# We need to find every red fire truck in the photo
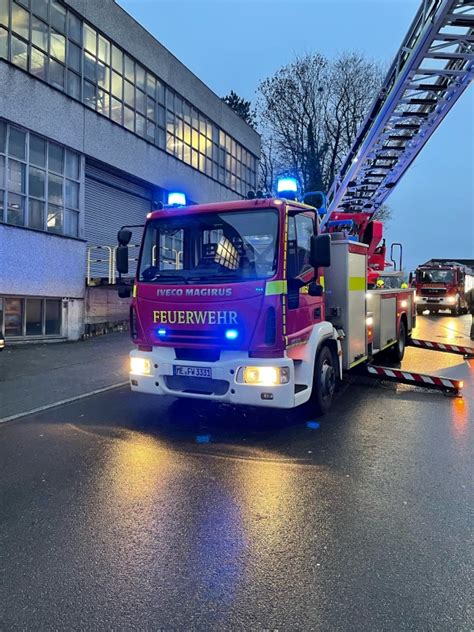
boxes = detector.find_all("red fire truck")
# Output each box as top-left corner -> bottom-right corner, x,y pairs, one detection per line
414,260 -> 474,316
116,193 -> 415,414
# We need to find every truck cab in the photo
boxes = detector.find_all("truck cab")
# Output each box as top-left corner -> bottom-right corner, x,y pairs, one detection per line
414,262 -> 472,316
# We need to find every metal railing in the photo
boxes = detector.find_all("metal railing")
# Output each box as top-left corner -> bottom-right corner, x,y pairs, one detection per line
86,244 -> 141,285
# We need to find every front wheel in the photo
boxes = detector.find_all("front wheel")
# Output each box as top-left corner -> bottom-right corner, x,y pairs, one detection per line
451,300 -> 461,316
310,346 -> 337,416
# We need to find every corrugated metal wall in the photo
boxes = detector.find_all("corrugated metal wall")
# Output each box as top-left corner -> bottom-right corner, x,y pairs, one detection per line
84,163 -> 156,279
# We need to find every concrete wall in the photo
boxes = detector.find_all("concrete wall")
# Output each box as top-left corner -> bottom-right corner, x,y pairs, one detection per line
0,224 -> 86,299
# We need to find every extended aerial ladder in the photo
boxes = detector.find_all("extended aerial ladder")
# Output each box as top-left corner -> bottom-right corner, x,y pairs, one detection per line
322,0 -> 474,393
325,0 -> 474,216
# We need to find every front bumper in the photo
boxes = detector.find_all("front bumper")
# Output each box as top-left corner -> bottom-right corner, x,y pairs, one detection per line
129,347 -> 300,408
417,296 -> 455,309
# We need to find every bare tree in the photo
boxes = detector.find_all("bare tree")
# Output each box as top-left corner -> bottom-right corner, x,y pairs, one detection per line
257,52 -> 384,196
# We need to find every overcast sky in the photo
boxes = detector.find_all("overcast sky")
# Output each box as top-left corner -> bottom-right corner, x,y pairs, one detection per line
118,0 -> 474,272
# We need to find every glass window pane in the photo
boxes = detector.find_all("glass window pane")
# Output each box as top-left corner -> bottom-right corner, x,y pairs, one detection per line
7,193 -> 25,225
47,204 -> 62,233
83,52 -> 96,82
84,24 -> 96,54
97,62 -> 109,90
146,120 -> 155,142
65,179 -> 79,208
156,127 -> 165,150
146,96 -> 155,120
50,0 -> 66,32
135,88 -> 146,114
49,59 -> 65,90
66,150 -> 79,179
156,80 -> 165,105
29,198 -> 45,229
67,11 -> 81,43
110,98 -> 122,124
65,209 -> 78,237
32,0 -> 48,20
48,143 -> 64,173
97,89 -> 109,117
30,135 -> 46,166
0,0 -> 9,27
0,26 -> 7,60
123,80 -> 134,107
83,80 -> 96,108
124,55 -> 134,82
30,47 -> 47,80
111,45 -> 122,74
146,73 -> 155,97
8,159 -> 25,192
97,34 -> 109,64
111,71 -> 122,99
48,173 -> 63,204
31,17 -> 48,50
12,2 -> 29,38
5,298 -> 24,337
0,190 -> 4,221
29,166 -> 45,198
0,155 -> 4,187
136,64 -> 145,90
67,70 -> 81,99
67,40 -> 81,72
26,299 -> 43,336
11,35 -> 28,70
136,113 -> 145,137
124,107 -> 134,132
50,30 -> 65,62
45,300 -> 61,335
8,127 -> 26,160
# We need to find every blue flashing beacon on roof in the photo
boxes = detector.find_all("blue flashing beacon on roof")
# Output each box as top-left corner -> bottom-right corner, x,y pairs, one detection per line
168,192 -> 186,206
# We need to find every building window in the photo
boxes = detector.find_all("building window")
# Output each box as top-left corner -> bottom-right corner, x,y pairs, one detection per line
0,0 -> 258,195
0,120 -> 83,237
0,296 -> 62,338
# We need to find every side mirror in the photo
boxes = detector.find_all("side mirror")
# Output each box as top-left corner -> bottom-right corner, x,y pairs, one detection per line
118,286 -> 131,299
409,272 -> 413,284
116,245 -> 129,274
310,234 -> 331,269
117,228 -> 132,246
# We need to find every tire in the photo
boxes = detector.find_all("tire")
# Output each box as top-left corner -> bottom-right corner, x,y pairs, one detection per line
416,306 -> 424,315
310,345 -> 337,416
390,320 -> 406,362
451,300 -> 461,317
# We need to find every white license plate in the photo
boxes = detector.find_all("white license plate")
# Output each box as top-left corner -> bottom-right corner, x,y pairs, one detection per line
174,365 -> 212,378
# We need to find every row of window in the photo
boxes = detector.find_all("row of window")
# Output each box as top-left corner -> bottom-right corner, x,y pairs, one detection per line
0,0 -> 258,196
0,296 -> 61,338
0,121 -> 81,236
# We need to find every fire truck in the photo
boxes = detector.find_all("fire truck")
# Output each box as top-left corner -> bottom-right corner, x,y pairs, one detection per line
414,259 -> 474,316
116,0 -> 473,412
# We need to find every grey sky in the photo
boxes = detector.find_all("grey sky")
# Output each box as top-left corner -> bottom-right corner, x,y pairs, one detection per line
118,0 -> 474,272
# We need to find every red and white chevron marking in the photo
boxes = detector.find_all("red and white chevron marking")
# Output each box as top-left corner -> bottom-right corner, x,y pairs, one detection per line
367,365 -> 462,390
409,338 -> 474,356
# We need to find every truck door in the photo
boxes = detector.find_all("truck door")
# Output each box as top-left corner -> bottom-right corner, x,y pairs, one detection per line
286,212 -> 324,345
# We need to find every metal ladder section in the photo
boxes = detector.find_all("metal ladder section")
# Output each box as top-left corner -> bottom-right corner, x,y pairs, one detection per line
326,0 -> 474,216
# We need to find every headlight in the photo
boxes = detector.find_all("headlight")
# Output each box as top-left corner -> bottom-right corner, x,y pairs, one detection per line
242,366 -> 290,386
130,357 -> 152,375
446,296 -> 456,304
366,316 -> 374,326
415,295 -> 421,302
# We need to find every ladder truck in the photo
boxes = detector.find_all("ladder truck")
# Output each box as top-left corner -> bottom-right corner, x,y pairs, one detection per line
116,0 -> 474,414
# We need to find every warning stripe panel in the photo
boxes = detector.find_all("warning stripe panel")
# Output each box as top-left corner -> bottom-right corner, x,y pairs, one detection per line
410,338 -> 474,356
367,365 -> 462,391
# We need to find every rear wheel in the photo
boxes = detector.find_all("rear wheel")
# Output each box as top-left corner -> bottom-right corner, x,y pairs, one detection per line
390,320 -> 406,362
310,346 -> 337,416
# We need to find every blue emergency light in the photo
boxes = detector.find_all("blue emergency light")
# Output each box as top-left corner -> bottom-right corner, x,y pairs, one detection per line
276,177 -> 298,195
225,329 -> 239,340
157,328 -> 167,337
167,192 -> 186,206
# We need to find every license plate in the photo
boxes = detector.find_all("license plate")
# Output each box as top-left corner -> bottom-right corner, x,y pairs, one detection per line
173,365 -> 212,378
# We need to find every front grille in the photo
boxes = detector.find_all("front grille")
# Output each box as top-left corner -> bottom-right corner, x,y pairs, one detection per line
175,348 -> 220,362
421,288 -> 446,296
158,330 -> 224,346
164,376 -> 229,396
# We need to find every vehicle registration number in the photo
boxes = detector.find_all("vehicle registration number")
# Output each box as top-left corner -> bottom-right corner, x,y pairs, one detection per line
173,365 -> 212,378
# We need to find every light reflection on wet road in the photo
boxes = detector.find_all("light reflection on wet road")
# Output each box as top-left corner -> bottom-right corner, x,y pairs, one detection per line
0,315 -> 473,630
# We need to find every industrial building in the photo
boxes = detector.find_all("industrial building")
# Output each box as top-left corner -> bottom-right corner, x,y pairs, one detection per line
0,0 -> 260,342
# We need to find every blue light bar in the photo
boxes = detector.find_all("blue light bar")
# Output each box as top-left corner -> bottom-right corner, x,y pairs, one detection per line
167,192 -> 186,206
157,328 -> 167,337
225,329 -> 239,340
276,177 -> 298,194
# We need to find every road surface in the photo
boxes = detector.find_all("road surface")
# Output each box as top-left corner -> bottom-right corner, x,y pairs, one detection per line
1,314 -> 473,630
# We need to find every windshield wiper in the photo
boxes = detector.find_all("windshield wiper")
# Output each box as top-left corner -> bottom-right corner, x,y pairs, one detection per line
143,273 -> 189,284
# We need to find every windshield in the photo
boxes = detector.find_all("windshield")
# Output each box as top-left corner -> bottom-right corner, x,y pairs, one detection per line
417,269 -> 454,284
138,210 -> 279,283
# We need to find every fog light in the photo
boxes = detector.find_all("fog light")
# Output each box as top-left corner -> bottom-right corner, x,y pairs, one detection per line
130,357 -> 152,376
242,366 -> 289,386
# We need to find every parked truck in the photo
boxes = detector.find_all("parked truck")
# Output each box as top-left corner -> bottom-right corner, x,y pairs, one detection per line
413,259 -> 474,316
116,193 -> 417,414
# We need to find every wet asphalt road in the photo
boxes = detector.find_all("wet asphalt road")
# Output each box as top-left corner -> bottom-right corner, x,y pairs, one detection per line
1,315 -> 473,631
